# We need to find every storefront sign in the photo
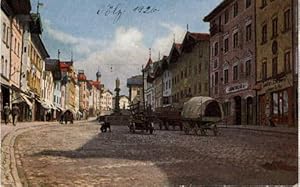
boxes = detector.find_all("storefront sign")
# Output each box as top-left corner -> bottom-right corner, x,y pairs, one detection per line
225,83 -> 248,93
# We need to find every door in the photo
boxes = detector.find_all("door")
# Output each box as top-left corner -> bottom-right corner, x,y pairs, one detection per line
234,96 -> 241,125
259,94 -> 266,126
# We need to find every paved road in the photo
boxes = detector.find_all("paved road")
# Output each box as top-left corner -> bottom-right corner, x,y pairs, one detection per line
2,122 -> 298,186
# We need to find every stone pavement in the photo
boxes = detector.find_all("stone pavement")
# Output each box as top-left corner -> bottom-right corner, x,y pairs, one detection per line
9,123 -> 299,186
218,124 -> 298,135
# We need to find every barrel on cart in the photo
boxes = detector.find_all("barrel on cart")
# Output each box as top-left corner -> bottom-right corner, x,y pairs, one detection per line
181,96 -> 223,136
155,106 -> 183,130
128,102 -> 154,134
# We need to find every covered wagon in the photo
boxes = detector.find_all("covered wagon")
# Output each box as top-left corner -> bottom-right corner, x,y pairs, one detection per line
181,96 -> 223,136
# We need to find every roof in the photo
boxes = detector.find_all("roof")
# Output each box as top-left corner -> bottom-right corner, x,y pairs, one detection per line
7,0 -> 31,14
145,57 -> 153,69
189,32 -> 210,41
168,43 -> 182,64
89,80 -> 101,89
203,0 -> 231,22
78,73 -> 87,81
31,34 -> 49,59
127,75 -> 143,87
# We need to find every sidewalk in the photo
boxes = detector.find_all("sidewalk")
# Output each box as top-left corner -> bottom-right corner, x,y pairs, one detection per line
218,124 -> 298,135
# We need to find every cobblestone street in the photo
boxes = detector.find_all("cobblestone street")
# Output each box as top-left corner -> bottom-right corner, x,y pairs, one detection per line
2,122 -> 298,186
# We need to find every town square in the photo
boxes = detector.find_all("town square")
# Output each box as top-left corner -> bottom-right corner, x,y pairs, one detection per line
1,0 -> 299,186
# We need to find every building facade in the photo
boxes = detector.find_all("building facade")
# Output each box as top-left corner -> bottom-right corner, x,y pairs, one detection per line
204,0 -> 256,125
170,32 -> 210,110
127,75 -> 143,104
100,89 -> 113,111
255,0 -> 295,126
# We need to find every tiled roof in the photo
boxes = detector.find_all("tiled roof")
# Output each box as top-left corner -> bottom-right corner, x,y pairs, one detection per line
189,32 -> 210,41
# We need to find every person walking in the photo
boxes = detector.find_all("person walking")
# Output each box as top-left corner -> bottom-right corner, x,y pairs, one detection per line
12,104 -> 20,126
3,103 -> 10,125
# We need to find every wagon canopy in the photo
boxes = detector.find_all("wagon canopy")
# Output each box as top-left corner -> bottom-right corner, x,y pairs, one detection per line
182,96 -> 223,119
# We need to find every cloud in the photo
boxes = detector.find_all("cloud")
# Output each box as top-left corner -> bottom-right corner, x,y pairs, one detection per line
152,23 -> 186,57
43,19 -> 106,56
44,21 -> 186,95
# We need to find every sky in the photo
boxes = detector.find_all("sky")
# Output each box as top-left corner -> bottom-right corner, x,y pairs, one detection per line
33,0 -> 222,95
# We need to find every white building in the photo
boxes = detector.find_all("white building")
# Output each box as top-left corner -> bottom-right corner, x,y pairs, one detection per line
101,89 -> 113,111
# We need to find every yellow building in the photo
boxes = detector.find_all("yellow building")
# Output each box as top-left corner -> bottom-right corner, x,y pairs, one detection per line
169,32 -> 210,109
255,0 -> 295,126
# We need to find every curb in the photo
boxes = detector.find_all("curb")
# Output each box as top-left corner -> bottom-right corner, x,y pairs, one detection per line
1,123 -> 58,186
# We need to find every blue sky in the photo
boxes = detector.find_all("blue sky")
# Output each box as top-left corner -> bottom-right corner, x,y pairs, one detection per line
33,0 -> 222,94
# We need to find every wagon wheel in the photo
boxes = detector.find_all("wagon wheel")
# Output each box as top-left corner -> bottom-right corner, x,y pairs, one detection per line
183,122 -> 190,134
200,128 -> 207,136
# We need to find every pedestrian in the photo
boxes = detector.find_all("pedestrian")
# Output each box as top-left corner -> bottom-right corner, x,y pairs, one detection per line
3,103 -> 10,125
12,104 -> 20,126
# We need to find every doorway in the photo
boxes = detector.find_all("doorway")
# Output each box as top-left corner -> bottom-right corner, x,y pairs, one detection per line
246,97 -> 253,125
234,96 -> 241,125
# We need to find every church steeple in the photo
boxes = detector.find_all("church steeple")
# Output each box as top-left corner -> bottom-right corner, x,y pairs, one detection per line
96,68 -> 101,82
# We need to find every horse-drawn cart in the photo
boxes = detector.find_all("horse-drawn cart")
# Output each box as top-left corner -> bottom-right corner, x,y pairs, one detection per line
128,102 -> 155,134
181,96 -> 223,136
155,106 -> 183,130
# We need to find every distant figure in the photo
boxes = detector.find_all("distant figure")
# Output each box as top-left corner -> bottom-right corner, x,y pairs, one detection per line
3,103 -> 10,125
12,105 -> 20,126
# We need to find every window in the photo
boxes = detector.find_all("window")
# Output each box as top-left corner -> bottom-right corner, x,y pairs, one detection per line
224,69 -> 229,84
272,57 -> 278,77
1,56 -> 4,75
198,63 -> 201,73
262,61 -> 267,80
262,24 -> 267,44
224,10 -> 229,24
284,9 -> 291,31
272,17 -> 278,37
233,2 -> 238,17
214,42 -> 219,56
224,38 -> 229,52
14,38 -> 17,52
198,83 -> 202,93
2,23 -> 6,42
233,32 -> 238,48
284,51 -> 291,72
214,71 -> 219,85
233,65 -> 238,80
246,24 -> 252,41
17,42 -> 20,56
6,27 -> 9,45
272,90 -> 289,115
246,60 -> 251,77
246,0 -> 251,8
261,0 -> 267,8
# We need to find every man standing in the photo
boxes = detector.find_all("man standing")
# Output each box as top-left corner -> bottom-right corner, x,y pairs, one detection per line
12,105 -> 20,126
3,103 -> 10,125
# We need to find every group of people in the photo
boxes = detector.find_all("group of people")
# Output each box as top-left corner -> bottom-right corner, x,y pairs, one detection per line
3,103 -> 20,126
59,110 -> 74,124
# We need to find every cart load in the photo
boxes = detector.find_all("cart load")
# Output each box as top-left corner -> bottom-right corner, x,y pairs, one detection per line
155,106 -> 183,130
128,102 -> 154,134
181,96 -> 223,136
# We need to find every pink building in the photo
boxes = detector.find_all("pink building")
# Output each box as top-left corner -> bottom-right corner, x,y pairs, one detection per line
204,0 -> 256,125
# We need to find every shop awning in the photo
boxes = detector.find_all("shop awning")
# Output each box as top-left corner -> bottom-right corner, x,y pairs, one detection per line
21,94 -> 33,108
12,93 -> 33,108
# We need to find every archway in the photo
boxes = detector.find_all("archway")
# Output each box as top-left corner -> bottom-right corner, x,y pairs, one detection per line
246,97 -> 253,125
234,96 -> 242,125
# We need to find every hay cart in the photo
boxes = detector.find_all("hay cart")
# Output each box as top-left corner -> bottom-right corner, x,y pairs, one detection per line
181,96 -> 223,136
128,102 -> 155,134
155,106 -> 183,130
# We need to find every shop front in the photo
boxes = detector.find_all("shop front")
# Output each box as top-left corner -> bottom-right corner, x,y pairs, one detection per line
257,75 -> 294,126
